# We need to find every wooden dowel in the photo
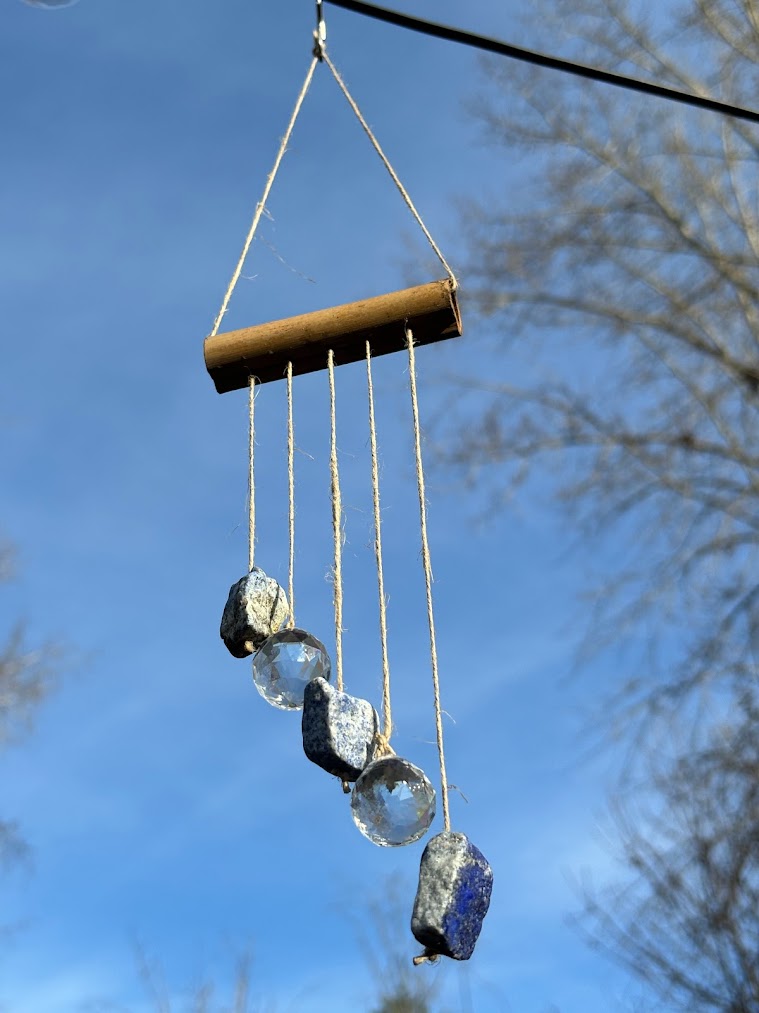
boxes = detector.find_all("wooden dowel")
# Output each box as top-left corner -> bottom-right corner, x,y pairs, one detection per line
204,279 -> 461,392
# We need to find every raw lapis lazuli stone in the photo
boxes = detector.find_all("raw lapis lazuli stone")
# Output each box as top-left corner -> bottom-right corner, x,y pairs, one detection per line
411,831 -> 493,961
351,756 -> 436,847
302,677 -> 379,781
251,628 -> 330,711
220,568 -> 289,658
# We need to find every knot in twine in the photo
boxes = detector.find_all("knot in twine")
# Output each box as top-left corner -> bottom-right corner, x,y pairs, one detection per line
373,730 -> 396,759
339,732 -> 393,796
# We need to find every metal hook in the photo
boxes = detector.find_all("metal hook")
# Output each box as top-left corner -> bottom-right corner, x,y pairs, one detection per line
314,0 -> 326,59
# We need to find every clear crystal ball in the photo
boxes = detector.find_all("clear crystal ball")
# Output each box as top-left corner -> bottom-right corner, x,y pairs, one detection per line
252,628 -> 331,711
351,757 -> 436,847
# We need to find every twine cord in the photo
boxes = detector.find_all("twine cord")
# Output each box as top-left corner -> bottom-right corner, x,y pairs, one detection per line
248,378 -> 256,571
407,327 -> 450,833
365,341 -> 393,745
322,52 -> 457,290
211,44 -> 455,820
328,350 -> 345,692
373,730 -> 395,759
208,55 -> 319,339
286,361 -> 296,626
208,54 -> 316,580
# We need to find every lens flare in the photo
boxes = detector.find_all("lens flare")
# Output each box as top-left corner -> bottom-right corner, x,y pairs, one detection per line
24,0 -> 81,9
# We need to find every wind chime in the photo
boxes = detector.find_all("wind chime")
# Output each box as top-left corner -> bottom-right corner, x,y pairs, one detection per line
203,4 -> 492,965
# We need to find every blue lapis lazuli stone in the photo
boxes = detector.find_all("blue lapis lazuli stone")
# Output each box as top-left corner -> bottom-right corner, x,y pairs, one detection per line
411,831 -> 493,961
442,855 -> 492,957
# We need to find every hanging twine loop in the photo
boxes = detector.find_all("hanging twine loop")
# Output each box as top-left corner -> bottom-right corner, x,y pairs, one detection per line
313,0 -> 326,60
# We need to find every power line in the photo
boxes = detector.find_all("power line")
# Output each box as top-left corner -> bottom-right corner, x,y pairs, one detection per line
324,0 -> 759,126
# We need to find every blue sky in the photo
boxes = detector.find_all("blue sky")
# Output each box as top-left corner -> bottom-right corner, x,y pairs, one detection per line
1,1 -> 642,1010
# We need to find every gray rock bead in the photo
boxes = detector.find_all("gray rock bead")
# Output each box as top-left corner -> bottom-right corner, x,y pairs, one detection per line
220,568 -> 289,658
302,676 -> 379,781
411,831 -> 493,961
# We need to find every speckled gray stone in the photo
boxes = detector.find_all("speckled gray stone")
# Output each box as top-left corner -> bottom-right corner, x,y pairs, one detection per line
302,676 -> 379,781
411,831 -> 493,961
220,568 -> 289,658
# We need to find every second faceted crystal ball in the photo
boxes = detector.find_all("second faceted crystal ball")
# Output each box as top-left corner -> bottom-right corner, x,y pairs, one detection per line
351,756 -> 436,847
252,628 -> 330,711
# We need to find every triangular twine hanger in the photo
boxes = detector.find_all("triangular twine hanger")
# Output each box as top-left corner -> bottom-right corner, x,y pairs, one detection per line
208,17 -> 491,967
204,46 -> 460,393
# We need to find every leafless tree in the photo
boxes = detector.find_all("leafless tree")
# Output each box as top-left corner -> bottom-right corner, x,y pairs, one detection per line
444,1 -> 759,1002
356,879 -> 439,1013
0,541 -> 61,868
133,945 -> 264,1013
577,688 -> 759,1011
445,0 -> 759,743
130,879 -> 439,1013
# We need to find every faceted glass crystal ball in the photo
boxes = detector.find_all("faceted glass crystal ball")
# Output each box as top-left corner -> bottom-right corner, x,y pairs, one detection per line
252,628 -> 330,711
351,757 -> 436,847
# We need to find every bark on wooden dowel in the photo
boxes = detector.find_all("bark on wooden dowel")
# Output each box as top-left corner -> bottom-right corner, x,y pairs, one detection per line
204,279 -> 461,392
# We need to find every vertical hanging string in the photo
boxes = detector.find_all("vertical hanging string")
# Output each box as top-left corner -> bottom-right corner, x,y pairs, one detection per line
327,350 -> 344,693
406,327 -> 451,833
286,361 -> 296,627
366,341 -> 393,753
248,377 -> 256,572
364,348 -> 393,753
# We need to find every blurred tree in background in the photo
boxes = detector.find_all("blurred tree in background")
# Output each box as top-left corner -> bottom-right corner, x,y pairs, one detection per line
449,0 -> 759,743
357,880 -> 438,1013
445,0 -> 759,1006
0,540 -> 61,871
579,688 -> 759,1011
131,879 -> 439,1012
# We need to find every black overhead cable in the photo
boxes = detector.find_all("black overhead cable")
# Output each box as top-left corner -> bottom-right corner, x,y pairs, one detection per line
324,0 -> 759,126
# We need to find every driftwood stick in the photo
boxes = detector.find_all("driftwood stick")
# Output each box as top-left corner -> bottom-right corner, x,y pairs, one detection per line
204,279 -> 461,392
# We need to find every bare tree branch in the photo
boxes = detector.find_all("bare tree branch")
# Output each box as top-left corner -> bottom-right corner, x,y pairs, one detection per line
576,691 -> 759,1011
0,540 -> 64,873
442,0 -> 759,740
